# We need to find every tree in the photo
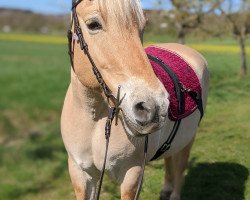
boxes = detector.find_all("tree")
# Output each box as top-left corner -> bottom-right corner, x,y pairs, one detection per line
145,0 -> 168,35
220,0 -> 250,77
169,0 -> 221,44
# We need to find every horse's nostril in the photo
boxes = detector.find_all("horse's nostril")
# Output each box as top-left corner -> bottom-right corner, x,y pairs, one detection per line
135,102 -> 149,112
133,100 -> 156,126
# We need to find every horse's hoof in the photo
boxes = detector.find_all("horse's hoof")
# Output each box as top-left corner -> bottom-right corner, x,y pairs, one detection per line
169,193 -> 180,200
159,190 -> 172,200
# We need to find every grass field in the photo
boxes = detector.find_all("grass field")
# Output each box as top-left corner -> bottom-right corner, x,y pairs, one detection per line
0,33 -> 249,200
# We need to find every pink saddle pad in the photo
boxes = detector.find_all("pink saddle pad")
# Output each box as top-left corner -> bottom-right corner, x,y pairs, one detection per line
145,46 -> 202,121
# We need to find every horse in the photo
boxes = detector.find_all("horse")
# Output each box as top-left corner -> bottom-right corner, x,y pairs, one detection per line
61,0 -> 209,200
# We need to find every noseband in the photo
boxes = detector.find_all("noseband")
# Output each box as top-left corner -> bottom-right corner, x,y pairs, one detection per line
67,1 -> 148,200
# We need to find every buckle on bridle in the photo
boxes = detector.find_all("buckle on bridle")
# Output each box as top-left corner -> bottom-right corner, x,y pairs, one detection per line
72,33 -> 79,41
107,86 -> 123,126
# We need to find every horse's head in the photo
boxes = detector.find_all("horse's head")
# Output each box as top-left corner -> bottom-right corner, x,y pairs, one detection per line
72,0 -> 169,136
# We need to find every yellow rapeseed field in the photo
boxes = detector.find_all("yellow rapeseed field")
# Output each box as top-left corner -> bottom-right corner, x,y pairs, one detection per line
189,44 -> 250,54
0,33 -> 67,44
1,33 -> 249,53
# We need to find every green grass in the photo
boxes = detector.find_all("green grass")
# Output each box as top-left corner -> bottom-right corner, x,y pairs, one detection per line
0,41 -> 70,138
0,35 -> 249,200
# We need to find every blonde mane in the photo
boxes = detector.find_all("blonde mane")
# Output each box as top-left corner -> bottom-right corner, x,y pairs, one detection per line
98,0 -> 146,30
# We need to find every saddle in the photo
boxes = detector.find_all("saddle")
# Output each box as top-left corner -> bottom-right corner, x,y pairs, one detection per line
145,46 -> 203,121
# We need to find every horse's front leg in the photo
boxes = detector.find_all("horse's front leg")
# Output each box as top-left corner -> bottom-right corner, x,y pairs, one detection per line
161,138 -> 195,200
120,166 -> 142,200
160,156 -> 174,199
68,156 -> 98,200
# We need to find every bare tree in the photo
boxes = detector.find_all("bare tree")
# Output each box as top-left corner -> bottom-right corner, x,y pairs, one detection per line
220,0 -> 250,77
169,0 -> 221,44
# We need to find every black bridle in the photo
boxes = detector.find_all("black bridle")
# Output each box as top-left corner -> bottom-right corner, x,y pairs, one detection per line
69,0 -> 118,104
68,1 -> 148,200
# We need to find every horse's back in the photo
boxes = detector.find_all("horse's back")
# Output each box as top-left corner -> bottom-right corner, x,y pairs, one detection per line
154,43 -> 208,76
153,43 -> 209,107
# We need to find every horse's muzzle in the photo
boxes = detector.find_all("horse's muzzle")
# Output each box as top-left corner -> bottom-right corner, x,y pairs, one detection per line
122,95 -> 169,136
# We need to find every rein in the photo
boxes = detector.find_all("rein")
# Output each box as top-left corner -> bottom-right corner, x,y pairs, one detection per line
68,1 -> 148,199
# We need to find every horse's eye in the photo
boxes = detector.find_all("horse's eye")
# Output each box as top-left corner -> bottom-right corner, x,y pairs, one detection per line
86,20 -> 102,32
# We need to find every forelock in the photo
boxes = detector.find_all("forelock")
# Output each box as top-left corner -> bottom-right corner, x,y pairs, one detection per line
98,0 -> 146,31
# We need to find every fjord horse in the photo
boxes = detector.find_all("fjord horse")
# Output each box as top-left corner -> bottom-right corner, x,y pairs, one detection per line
61,0 -> 209,200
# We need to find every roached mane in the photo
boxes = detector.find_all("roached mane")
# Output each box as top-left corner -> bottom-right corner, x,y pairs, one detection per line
98,0 -> 146,31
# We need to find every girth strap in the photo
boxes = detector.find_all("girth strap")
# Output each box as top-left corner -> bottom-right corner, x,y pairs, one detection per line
188,90 -> 204,121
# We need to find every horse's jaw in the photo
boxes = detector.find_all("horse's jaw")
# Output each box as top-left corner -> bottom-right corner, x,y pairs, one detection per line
121,111 -> 168,137
121,105 -> 169,137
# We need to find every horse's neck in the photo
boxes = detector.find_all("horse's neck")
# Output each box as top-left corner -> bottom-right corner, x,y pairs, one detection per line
70,70 -> 107,121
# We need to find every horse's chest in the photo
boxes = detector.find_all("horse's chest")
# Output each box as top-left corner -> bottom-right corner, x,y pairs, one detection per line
92,121 -> 138,166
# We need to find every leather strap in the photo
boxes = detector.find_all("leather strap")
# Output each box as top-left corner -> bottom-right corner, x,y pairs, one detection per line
68,4 -> 118,105
134,136 -> 148,199
188,90 -> 204,121
147,54 -> 185,115
95,107 -> 116,200
72,0 -> 82,9
147,54 -> 203,161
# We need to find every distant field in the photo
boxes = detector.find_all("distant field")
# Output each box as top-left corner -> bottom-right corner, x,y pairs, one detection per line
1,33 -> 250,54
0,33 -> 67,44
0,34 -> 249,200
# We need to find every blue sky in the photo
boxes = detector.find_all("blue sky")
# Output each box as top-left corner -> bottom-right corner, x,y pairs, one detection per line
0,0 -> 169,15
